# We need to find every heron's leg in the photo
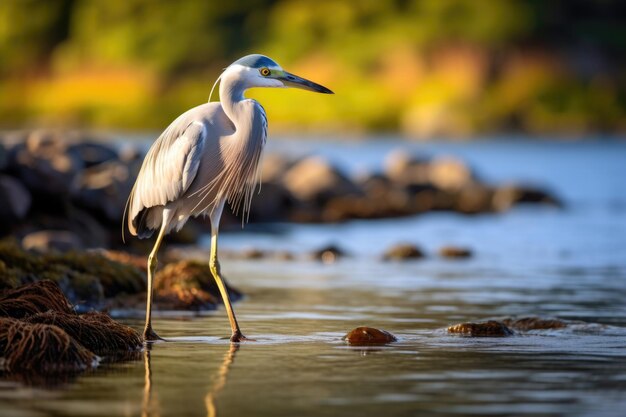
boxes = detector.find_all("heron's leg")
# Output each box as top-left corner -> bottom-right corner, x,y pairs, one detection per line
143,212 -> 171,341
209,202 -> 248,342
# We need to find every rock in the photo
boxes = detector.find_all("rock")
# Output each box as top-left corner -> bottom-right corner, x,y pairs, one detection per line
11,130 -> 84,196
344,326 -> 397,345
502,317 -> 568,331
281,156 -> 362,204
240,248 -> 266,259
382,243 -> 424,261
249,182 -> 293,222
259,153 -> 293,183
455,184 -> 494,214
67,141 -> 119,168
384,150 -> 431,186
22,230 -> 83,253
98,249 -> 148,272
439,246 -> 473,259
0,241 -> 146,309
272,250 -> 294,261
492,185 -> 562,211
71,160 -> 134,222
310,244 -> 346,264
0,142 -> 7,171
448,320 -> 514,337
0,175 -> 31,221
428,156 -> 473,191
154,260 -> 242,311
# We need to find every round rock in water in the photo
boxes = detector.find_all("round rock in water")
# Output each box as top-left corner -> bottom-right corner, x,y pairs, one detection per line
382,243 -> 424,261
344,326 -> 397,345
439,246 -> 473,259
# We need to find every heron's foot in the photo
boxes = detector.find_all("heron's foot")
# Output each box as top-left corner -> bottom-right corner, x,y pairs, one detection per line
143,327 -> 164,342
230,330 -> 255,343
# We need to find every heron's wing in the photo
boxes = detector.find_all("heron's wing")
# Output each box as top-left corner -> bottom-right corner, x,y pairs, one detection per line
126,116 -> 206,236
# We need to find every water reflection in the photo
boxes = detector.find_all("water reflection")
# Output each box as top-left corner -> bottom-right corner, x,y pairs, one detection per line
205,345 -> 239,417
142,343 -> 239,417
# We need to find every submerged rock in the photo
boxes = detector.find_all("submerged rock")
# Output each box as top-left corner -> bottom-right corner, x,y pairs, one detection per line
439,246 -> 473,259
502,317 -> 568,331
310,244 -> 346,263
344,326 -> 397,345
492,185 -> 562,211
382,243 -> 425,261
448,320 -> 514,337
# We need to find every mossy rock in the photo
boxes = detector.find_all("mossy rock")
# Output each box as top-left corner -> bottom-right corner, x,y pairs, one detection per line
0,241 -> 145,309
154,260 -> 242,311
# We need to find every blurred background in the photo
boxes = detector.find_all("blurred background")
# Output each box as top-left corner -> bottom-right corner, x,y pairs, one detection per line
1,0 -> 625,138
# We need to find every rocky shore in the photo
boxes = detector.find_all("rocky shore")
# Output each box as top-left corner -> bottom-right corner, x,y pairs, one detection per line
0,130 -> 561,252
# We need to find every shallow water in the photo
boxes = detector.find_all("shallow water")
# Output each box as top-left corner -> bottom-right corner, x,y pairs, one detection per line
1,139 -> 626,417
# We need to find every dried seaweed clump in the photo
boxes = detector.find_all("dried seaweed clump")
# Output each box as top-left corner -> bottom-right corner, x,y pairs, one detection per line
0,280 -> 74,319
25,311 -> 142,355
0,280 -> 142,375
0,317 -> 97,373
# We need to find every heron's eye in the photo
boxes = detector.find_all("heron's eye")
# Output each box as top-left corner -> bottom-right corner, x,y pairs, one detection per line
260,68 -> 271,77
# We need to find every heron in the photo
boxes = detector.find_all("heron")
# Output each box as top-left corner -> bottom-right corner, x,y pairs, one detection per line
125,54 -> 333,342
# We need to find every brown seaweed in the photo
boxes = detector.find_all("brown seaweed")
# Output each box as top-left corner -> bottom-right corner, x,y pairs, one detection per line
0,280 -> 74,319
25,311 -> 142,355
0,317 -> 98,373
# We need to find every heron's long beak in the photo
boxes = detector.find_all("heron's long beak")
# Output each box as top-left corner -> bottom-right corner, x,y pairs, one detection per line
278,71 -> 334,94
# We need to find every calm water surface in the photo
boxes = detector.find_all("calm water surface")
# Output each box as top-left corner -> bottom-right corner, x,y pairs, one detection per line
1,139 -> 625,417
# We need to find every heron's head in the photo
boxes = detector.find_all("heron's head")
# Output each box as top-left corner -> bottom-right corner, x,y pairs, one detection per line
224,54 -> 333,94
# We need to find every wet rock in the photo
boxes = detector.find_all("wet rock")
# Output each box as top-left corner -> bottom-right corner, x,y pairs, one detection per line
384,150 -> 431,186
240,248 -> 266,259
382,243 -> 425,261
439,246 -> 473,259
22,230 -> 83,253
67,141 -> 119,168
310,244 -> 346,263
492,185 -> 562,211
282,156 -> 362,204
249,182 -> 293,222
272,250 -> 295,261
71,160 -> 134,222
455,184 -> 494,214
344,326 -> 397,345
448,320 -> 514,337
502,317 -> 568,331
98,249 -> 148,272
259,153 -> 293,183
428,156 -> 474,191
10,130 -> 83,196
0,142 -> 7,171
154,260 -> 242,311
0,175 -> 31,221
0,241 -> 145,309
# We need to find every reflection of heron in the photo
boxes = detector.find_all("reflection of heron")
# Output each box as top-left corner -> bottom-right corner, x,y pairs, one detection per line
205,344 -> 239,417
141,348 -> 158,417
140,344 -> 240,417
126,54 -> 333,342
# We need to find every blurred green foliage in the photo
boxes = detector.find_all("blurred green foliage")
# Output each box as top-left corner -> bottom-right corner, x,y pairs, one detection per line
1,0 -> 625,137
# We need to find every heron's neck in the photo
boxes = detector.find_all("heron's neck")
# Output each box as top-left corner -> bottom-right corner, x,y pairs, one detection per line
218,71 -> 248,127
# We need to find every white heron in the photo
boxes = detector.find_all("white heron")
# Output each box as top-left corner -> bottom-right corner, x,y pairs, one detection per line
125,54 -> 333,342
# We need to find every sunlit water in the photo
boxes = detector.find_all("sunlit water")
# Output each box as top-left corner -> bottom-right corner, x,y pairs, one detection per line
1,139 -> 625,417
